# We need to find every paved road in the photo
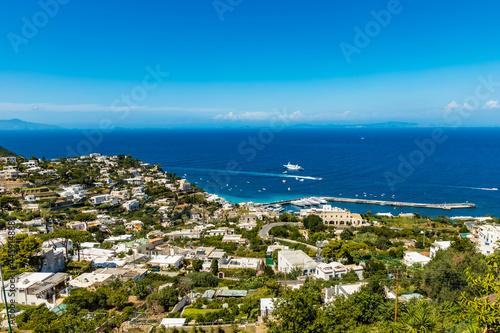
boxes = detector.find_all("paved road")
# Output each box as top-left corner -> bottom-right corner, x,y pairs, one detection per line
274,237 -> 319,251
258,222 -> 302,239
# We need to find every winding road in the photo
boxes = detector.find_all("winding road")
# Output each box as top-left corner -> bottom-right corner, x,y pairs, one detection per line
258,222 -> 319,251
258,222 -> 302,239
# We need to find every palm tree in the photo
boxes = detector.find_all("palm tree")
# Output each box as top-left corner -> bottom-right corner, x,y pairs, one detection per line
397,299 -> 437,333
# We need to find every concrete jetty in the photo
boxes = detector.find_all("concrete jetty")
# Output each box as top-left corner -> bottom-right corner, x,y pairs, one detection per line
264,197 -> 476,210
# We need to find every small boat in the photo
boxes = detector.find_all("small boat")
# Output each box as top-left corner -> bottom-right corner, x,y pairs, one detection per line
355,194 -> 358,197
288,188 -> 291,191
247,181 -> 250,184
258,190 -> 261,192
283,162 -> 304,171
283,171 -> 288,174
299,179 -> 304,182
282,180 -> 287,183
492,188 -> 498,191
391,195 -> 395,199
263,188 -> 266,191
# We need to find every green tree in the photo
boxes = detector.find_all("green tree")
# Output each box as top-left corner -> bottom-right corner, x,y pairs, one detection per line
460,254 -> 500,329
73,213 -> 97,221
192,259 -> 203,272
396,299 -> 437,333
267,285 -> 323,333
0,195 -> 20,211
0,234 -> 43,276
210,258 -> 219,276
302,214 -> 325,233
421,241 -> 487,302
340,228 -> 354,241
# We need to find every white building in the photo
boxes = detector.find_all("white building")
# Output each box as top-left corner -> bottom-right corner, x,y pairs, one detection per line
11,272 -> 68,307
315,262 -> 348,281
222,234 -> 247,245
60,184 -> 86,201
0,157 -> 16,163
125,177 -> 144,185
324,282 -> 367,303
148,255 -> 184,269
222,257 -> 263,271
207,228 -> 234,236
105,235 -> 133,242
110,190 -> 129,200
430,241 -> 451,258
299,205 -> 366,227
89,194 -> 118,206
477,224 -> 500,246
42,238 -> 74,257
122,199 -> 140,211
278,250 -> 317,275
159,318 -> 186,329
260,298 -> 277,317
178,179 -> 192,191
165,229 -> 201,239
403,251 -> 431,267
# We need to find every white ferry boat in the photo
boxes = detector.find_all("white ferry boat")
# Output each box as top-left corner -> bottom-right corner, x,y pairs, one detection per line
283,162 -> 304,171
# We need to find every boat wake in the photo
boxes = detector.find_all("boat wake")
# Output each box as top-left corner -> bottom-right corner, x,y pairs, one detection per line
173,167 -> 323,181
450,185 -> 498,191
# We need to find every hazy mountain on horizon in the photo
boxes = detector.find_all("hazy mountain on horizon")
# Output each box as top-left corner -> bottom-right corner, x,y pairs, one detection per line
0,119 -> 62,130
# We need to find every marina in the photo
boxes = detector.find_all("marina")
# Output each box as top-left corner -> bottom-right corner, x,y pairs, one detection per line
264,196 -> 477,210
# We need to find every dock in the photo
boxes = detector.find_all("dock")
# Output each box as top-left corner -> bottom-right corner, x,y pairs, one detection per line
264,197 -> 476,210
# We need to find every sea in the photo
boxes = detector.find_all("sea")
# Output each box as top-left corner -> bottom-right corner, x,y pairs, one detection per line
1,128 -> 499,218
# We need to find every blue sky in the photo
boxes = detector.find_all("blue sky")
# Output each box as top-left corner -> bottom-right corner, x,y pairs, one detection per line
1,0 -> 500,128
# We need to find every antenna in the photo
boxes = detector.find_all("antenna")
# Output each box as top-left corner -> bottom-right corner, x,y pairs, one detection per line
0,264 -> 13,333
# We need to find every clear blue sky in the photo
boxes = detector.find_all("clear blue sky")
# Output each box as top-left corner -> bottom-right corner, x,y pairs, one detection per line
1,0 -> 500,128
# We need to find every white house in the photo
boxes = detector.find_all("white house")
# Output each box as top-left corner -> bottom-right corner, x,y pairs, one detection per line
260,298 -> 277,317
278,250 -> 317,275
324,282 -> 367,303
90,194 -> 118,206
178,179 -> 192,191
0,157 -> 16,163
159,318 -> 186,329
21,160 -> 38,167
477,225 -> 500,246
42,238 -> 74,257
315,262 -> 348,281
403,251 -> 431,267
430,241 -> 451,258
148,255 -> 184,269
11,272 -> 69,307
122,200 -> 140,211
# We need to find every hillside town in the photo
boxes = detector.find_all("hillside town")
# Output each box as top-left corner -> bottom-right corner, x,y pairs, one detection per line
0,152 -> 499,332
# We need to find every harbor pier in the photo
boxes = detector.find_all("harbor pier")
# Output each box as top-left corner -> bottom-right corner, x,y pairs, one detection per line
264,197 -> 476,210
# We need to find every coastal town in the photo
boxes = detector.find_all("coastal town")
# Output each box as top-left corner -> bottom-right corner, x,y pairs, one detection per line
0,149 -> 499,332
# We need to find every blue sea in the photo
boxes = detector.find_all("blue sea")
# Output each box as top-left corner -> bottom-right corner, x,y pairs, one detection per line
1,128 -> 499,217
